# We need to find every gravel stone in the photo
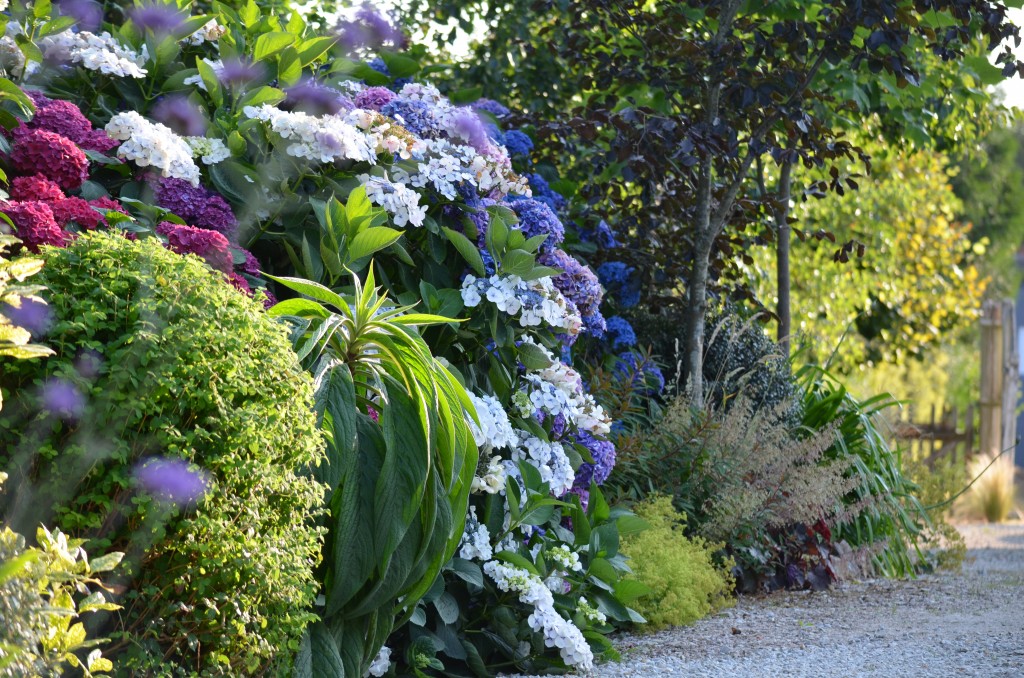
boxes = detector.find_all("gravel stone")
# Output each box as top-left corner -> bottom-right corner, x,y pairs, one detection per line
505,522 -> 1024,677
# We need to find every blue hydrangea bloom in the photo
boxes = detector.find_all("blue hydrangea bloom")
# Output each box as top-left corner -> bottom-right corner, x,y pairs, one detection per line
507,198 -> 565,250
472,98 -> 511,118
606,316 -> 637,349
485,123 -> 506,146
503,129 -> 534,156
380,98 -> 435,136
367,57 -> 390,76
528,173 -> 567,211
597,261 -> 641,308
573,431 -> 616,488
615,352 -> 665,395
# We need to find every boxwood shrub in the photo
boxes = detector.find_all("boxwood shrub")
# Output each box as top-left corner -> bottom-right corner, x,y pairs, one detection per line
0,232 -> 326,676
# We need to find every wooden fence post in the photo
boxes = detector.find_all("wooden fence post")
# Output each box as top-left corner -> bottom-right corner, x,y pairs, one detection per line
980,300 -> 1004,457
1000,300 -> 1019,457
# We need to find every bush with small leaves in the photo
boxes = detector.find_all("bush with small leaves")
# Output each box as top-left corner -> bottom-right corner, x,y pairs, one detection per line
0,232 -> 326,676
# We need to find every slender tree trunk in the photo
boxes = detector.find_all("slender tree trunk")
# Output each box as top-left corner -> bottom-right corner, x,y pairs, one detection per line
775,158 -> 794,355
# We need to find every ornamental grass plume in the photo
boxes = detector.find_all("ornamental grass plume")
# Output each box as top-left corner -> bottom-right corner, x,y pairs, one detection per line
961,452 -> 1017,523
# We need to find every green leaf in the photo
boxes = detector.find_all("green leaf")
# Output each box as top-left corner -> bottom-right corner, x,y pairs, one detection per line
298,36 -> 338,66
237,86 -> 285,109
449,558 -> 484,588
517,341 -> 553,371
253,32 -> 296,61
615,514 -> 650,537
499,249 -> 535,277
277,46 -> 303,87
449,86 -> 484,105
0,551 -> 38,584
292,622 -> 344,678
492,550 -> 538,575
88,551 -> 124,573
264,274 -> 350,313
433,591 -> 460,624
380,52 -> 420,79
442,227 -> 486,277
347,227 -> 403,263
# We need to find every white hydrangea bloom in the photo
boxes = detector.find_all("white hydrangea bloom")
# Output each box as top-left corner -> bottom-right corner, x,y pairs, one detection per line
459,508 -> 493,561
40,30 -> 148,78
347,109 -> 425,159
0,1 -> 8,12
0,35 -> 24,77
471,455 -> 507,495
105,112 -> 201,185
363,645 -> 391,677
578,598 -> 607,625
184,19 -> 227,45
510,434 -> 574,497
243,104 -> 377,164
460,275 -> 582,336
483,561 -> 594,671
358,173 -> 426,227
466,392 -> 518,451
184,136 -> 231,165
398,81 -> 445,105
549,545 -> 583,573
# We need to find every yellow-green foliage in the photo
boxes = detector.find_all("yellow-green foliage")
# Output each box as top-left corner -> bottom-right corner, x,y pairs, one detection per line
620,496 -> 733,630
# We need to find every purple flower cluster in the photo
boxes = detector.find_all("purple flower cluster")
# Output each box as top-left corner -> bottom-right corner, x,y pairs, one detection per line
472,98 -> 511,119
573,431 -> 616,488
154,177 -> 237,239
539,248 -> 605,336
506,198 -> 564,251
284,81 -> 353,116
336,4 -> 405,53
134,457 -> 209,505
354,86 -> 397,111
151,96 -> 208,136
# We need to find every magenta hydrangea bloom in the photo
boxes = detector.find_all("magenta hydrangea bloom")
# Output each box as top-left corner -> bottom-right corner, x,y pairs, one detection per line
155,221 -> 233,273
9,174 -> 66,202
154,177 -> 237,239
240,249 -> 262,276
50,197 -> 106,230
29,100 -> 118,153
0,201 -> 68,251
10,129 -> 89,190
354,86 -> 397,111
134,457 -> 209,505
227,271 -> 252,295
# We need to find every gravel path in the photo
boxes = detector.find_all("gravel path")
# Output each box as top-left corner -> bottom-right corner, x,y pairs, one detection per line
587,523 -> 1024,677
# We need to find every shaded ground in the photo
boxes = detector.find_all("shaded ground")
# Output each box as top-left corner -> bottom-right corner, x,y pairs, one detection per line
594,523 -> 1024,677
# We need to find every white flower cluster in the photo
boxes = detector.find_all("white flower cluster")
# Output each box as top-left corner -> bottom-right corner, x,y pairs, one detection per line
347,110 -> 425,159
363,645 -> 391,678
184,20 -> 227,45
393,136 -> 528,199
244,104 -> 377,164
483,561 -> 594,671
471,455 -> 506,495
460,275 -> 582,336
397,82 -> 446,106
184,136 -> 231,165
358,173 -> 426,227
548,545 -> 583,573
459,508 -> 493,561
510,435 -> 574,497
466,392 -> 518,451
577,599 -> 607,625
41,30 -> 148,78
517,340 -> 612,438
105,112 -> 200,185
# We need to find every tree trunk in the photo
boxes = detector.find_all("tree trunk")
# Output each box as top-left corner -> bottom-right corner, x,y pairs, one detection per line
775,158 -> 794,355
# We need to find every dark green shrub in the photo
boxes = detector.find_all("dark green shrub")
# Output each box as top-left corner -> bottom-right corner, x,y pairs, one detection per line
0,232 -> 326,676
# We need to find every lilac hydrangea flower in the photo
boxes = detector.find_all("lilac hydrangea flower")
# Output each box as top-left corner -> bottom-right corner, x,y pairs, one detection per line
538,248 -> 605,336
40,379 -> 86,420
154,177 -> 237,239
129,4 -> 188,33
284,80 -> 353,116
354,86 -> 397,111
573,431 -> 616,487
135,457 -> 209,505
472,98 -> 511,118
336,4 -> 405,53
1,298 -> 53,336
151,96 -> 208,136
56,0 -> 102,31
507,198 -> 564,250
218,59 -> 264,86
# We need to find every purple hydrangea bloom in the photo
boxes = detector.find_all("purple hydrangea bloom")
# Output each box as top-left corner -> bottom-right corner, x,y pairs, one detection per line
336,5 -> 404,53
354,86 -> 397,111
538,248 -> 605,335
218,59 -> 264,86
129,4 -> 188,33
240,249 -> 262,276
40,379 -> 85,420
1,298 -> 53,337
451,107 -> 492,153
135,457 -> 209,505
284,80 -> 352,116
154,177 -> 237,239
155,221 -> 233,273
507,198 -> 564,250
605,316 -> 637,349
472,98 -> 511,118
151,96 -> 208,136
380,98 -> 436,137
503,129 -> 534,156
56,0 -> 102,31
574,431 -> 616,488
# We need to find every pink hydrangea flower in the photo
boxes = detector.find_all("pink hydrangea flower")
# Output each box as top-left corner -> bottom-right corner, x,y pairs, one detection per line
10,128 -> 89,190
9,174 -> 66,202
155,220 -> 232,273
0,200 -> 68,251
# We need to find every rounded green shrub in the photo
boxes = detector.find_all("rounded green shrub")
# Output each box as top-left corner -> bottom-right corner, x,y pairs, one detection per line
0,232 -> 326,676
620,495 -> 734,630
